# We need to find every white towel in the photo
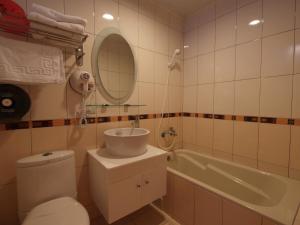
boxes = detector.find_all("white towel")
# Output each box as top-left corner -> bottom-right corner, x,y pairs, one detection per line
31,3 -> 87,27
0,36 -> 65,84
29,12 -> 85,34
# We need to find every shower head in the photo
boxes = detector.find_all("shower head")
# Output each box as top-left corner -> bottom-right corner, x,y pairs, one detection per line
168,48 -> 181,69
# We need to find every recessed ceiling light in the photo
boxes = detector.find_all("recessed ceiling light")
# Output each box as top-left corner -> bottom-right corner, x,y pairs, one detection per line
102,13 -> 114,21
248,19 -> 261,26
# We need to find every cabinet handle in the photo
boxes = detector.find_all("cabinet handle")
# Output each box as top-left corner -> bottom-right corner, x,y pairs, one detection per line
137,184 -> 141,188
145,180 -> 150,184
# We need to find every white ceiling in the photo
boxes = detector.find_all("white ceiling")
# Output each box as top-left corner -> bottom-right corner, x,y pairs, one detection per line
156,0 -> 213,16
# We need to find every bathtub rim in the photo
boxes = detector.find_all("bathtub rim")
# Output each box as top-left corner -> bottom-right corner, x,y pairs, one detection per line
167,149 -> 300,225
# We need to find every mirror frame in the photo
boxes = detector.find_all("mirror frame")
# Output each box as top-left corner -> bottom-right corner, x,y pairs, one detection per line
91,27 -> 137,104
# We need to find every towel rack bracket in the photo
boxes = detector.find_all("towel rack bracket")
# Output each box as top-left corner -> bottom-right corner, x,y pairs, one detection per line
75,46 -> 85,66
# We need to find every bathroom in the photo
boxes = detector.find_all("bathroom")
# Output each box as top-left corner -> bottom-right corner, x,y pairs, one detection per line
0,0 -> 300,225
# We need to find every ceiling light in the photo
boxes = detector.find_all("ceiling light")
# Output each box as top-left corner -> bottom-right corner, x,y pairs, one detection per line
184,45 -> 190,49
102,13 -> 114,21
248,19 -> 261,26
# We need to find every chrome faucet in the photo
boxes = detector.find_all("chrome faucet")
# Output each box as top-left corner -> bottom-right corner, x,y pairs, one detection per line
131,115 -> 140,128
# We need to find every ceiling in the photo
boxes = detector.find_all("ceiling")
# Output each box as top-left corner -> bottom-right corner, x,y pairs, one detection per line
156,0 -> 213,16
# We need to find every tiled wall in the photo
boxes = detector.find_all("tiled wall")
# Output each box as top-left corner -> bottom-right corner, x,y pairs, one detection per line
0,0 -> 184,224
183,0 -> 300,179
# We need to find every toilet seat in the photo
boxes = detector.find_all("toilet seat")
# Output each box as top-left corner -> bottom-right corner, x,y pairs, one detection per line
22,197 -> 89,225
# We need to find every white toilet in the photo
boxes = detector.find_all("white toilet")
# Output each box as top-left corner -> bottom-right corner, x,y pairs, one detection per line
16,150 -> 90,225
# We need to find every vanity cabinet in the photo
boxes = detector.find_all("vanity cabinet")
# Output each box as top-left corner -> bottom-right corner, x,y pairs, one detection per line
88,146 -> 167,224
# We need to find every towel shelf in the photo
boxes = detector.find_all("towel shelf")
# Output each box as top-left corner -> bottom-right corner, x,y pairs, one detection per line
0,19 -> 88,66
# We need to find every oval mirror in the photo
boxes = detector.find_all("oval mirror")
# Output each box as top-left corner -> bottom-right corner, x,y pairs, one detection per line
92,28 -> 136,104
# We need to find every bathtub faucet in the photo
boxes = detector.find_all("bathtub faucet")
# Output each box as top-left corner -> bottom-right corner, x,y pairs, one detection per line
161,127 -> 177,138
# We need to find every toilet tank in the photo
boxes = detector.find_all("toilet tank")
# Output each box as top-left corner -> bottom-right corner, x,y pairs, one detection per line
16,150 -> 77,221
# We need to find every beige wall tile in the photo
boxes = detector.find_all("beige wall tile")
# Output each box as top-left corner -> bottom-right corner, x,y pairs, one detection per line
214,82 -> 235,115
138,82 -> 154,114
262,31 -> 294,77
195,186 -> 222,225
216,12 -> 237,50
258,124 -> 290,167
295,30 -> 300,74
154,54 -> 169,84
233,121 -> 258,159
293,75 -> 300,118
198,53 -> 215,84
172,175 -> 194,225
169,86 -> 183,112
198,22 -> 216,55
223,199 -> 262,225
0,129 -> 31,186
195,2 -> 216,26
183,117 -> 197,145
139,0 -> 155,19
169,28 -> 183,58
119,5 -> 139,47
94,0 -> 119,34
262,0 -> 295,36
138,48 -> 155,82
155,6 -> 170,26
0,183 -> 18,225
67,124 -> 97,167
154,84 -> 168,113
297,0 -> 300,29
196,118 -> 214,149
238,0 -> 257,8
32,126 -> 68,154
140,119 -> 155,146
183,86 -> 197,112
215,47 -> 236,82
65,0 -> 94,34
258,161 -> 288,177
184,29 -> 198,59
216,0 -> 236,17
236,39 -> 261,80
139,15 -> 155,50
197,84 -> 214,114
184,57 -> 197,86
154,22 -> 169,55
213,120 -> 234,153
119,0 -> 139,11
290,126 -> 300,170
235,79 -> 260,116
237,1 -> 262,44
260,76 -> 293,118
30,84 -> 67,120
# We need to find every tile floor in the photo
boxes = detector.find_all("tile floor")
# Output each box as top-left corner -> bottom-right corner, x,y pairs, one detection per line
91,205 -> 178,225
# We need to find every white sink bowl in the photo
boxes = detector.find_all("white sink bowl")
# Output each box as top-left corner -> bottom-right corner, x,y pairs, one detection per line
104,128 -> 150,157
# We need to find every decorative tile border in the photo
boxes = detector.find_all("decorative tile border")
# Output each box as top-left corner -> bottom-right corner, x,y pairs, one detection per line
183,112 -> 299,126
1,112 -> 298,131
0,112 -> 182,131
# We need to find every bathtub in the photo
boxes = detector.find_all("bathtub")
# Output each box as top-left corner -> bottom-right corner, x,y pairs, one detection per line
166,149 -> 300,225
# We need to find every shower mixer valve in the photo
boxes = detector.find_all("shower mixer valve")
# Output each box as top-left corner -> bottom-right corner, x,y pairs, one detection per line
161,127 -> 177,138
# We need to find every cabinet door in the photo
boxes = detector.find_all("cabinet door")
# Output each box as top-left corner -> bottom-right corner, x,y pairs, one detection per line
108,175 -> 141,223
141,166 -> 167,206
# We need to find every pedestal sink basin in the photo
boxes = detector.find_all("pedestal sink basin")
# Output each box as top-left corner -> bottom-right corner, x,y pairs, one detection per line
104,128 -> 150,157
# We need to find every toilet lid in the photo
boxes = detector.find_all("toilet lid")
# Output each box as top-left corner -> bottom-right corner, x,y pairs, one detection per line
22,197 -> 89,225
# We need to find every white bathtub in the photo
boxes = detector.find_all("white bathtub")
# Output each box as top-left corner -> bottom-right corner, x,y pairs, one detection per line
166,149 -> 300,225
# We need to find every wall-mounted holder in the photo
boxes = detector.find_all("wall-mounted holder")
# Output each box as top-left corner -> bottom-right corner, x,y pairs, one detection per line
0,84 -> 31,123
69,70 -> 95,127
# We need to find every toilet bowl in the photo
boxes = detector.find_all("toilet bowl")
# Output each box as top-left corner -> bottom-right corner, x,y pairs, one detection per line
16,150 -> 89,225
